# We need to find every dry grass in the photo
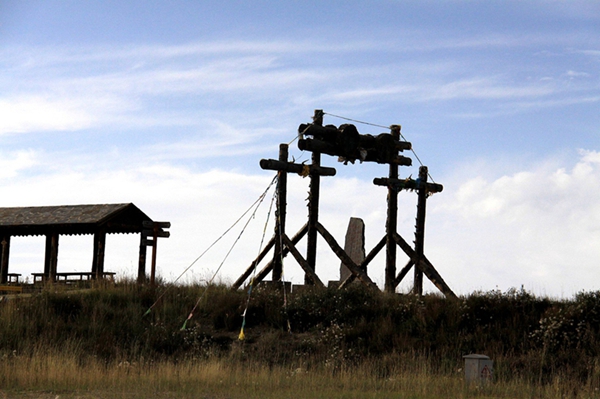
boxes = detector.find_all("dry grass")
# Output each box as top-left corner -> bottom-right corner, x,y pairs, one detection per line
2,350 -> 600,399
4,284 -> 600,397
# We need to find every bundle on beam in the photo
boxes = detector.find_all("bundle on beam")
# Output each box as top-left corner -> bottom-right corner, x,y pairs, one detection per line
298,123 -> 412,165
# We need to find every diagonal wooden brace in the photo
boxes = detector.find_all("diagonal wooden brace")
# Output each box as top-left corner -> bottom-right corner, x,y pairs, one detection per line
393,232 -> 457,299
339,235 -> 386,289
281,234 -> 325,288
316,222 -> 377,288
394,259 -> 415,287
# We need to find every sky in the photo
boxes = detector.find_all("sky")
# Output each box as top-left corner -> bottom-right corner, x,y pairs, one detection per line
0,0 -> 599,297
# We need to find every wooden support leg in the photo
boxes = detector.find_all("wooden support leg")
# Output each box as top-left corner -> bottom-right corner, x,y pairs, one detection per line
413,166 -> 428,295
306,111 -> 323,284
0,235 -> 10,284
137,233 -> 147,284
44,233 -> 59,282
385,125 -> 401,293
92,231 -> 106,279
273,143 -> 288,281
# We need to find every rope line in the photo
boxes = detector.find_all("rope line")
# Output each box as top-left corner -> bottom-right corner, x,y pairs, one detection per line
275,184 -> 292,334
181,176 -> 277,330
143,175 -> 278,317
239,182 -> 278,340
323,111 -> 437,184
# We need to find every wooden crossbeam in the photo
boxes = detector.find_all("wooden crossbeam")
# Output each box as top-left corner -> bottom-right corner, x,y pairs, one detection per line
260,159 -> 336,177
373,177 -> 443,194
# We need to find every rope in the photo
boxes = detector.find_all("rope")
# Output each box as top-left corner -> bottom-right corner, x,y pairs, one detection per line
323,111 -> 437,184
277,205 -> 292,335
181,176 -> 277,330
143,175 -> 278,317
239,183 -> 277,340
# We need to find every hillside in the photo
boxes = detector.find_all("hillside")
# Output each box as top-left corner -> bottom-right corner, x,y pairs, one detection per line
2,282 -> 600,389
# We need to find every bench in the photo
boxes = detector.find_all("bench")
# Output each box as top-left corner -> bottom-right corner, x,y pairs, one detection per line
32,272 -> 116,283
0,285 -> 23,293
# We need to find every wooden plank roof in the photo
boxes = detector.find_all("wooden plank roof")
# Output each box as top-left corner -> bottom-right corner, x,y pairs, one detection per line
0,203 -> 153,236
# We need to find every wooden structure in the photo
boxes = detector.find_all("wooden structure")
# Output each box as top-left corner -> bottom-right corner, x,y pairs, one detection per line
0,203 -> 169,285
233,110 -> 455,298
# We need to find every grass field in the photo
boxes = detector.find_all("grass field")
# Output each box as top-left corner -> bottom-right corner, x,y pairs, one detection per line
4,351 -> 599,399
2,282 -> 600,398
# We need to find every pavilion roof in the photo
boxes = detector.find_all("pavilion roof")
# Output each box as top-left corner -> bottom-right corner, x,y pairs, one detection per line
0,203 -> 153,236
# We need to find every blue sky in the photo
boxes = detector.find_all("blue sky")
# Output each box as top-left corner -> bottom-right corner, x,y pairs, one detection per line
0,1 -> 599,296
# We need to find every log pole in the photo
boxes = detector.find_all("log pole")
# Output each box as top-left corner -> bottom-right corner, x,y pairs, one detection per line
384,125 -> 401,293
0,235 -> 10,284
306,109 -> 323,285
272,143 -> 288,281
413,166 -> 428,295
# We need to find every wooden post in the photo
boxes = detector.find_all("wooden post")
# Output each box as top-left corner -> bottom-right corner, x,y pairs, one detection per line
137,233 -> 147,284
238,138 -> 335,290
306,109 -> 323,285
92,230 -> 106,279
413,166 -> 428,295
0,235 -> 10,284
272,143 -> 288,281
44,233 -> 59,282
150,225 -> 158,286
385,125 -> 401,293
138,221 -> 170,286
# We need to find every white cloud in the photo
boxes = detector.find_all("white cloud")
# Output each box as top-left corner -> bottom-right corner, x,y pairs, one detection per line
2,37 -> 595,138
429,150 -> 600,296
0,96 -> 95,134
2,146 -> 600,297
0,150 -> 38,178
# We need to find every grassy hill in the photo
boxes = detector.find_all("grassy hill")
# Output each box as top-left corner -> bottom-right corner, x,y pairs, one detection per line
2,281 -> 600,397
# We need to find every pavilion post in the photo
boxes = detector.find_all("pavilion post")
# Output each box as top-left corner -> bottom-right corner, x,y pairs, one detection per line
44,233 -> 59,282
92,230 -> 107,279
137,233 -> 147,284
0,235 -> 10,284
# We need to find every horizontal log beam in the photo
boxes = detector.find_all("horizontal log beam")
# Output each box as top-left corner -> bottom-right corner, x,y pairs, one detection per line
260,159 -> 336,177
373,177 -> 443,194
300,138 -> 412,166
298,138 -> 338,157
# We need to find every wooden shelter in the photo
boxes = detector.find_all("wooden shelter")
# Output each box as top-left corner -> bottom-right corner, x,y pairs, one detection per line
0,203 -> 169,284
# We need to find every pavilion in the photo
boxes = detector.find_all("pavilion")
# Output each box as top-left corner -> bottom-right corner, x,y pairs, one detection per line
0,203 -> 169,284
